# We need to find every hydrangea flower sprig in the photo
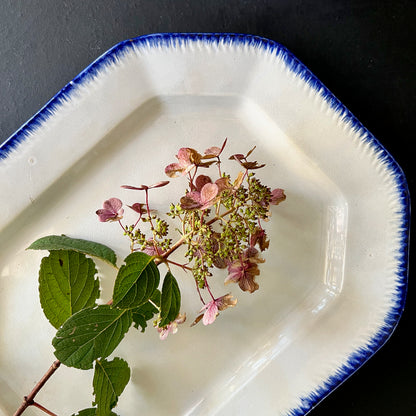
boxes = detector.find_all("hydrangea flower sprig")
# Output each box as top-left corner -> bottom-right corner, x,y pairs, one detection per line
16,140 -> 285,416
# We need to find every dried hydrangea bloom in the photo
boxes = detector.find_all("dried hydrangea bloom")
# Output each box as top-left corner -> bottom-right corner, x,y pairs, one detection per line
157,313 -> 186,340
270,188 -> 286,205
128,202 -> 146,214
180,174 -> 221,210
96,198 -> 124,222
121,181 -> 169,191
204,138 -> 227,158
229,146 -> 265,170
250,228 -> 270,252
225,248 -> 265,293
192,294 -> 237,326
165,148 -> 202,178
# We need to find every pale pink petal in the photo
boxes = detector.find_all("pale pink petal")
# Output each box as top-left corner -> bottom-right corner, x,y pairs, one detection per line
177,148 -> 192,165
96,198 -> 123,222
103,198 -> 122,212
158,326 -> 171,340
174,313 -> 187,324
205,139 -> 227,157
202,302 -> 219,325
170,322 -> 179,334
200,183 -> 218,204
204,146 -> 222,156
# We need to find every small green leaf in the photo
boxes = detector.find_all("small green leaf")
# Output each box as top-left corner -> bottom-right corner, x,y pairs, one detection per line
132,289 -> 160,332
53,305 -> 132,370
159,272 -> 181,327
39,250 -> 100,329
71,409 -> 118,416
28,235 -> 117,267
93,357 -> 130,415
112,252 -> 160,309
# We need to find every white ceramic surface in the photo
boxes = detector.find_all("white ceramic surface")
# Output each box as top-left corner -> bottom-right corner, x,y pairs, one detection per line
0,34 -> 409,416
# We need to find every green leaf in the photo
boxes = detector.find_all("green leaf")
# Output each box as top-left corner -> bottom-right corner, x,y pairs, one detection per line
132,289 -> 160,332
39,250 -> 100,329
93,357 -> 130,416
71,409 -> 96,416
112,252 -> 160,309
71,409 -> 118,416
53,305 -> 132,369
28,235 -> 117,267
159,272 -> 181,327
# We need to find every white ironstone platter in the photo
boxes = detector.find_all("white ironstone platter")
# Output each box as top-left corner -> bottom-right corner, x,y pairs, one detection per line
0,33 -> 409,416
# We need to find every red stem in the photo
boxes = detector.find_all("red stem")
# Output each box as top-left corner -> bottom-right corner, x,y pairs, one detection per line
13,360 -> 61,416
32,402 -> 58,416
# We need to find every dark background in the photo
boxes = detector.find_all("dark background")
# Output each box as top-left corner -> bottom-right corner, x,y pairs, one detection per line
0,1 -> 414,415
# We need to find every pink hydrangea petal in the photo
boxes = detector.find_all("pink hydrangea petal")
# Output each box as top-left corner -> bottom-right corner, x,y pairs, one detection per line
204,146 -> 222,156
96,209 -> 117,222
195,175 -> 212,192
200,183 -> 218,204
202,302 -> 219,325
180,191 -> 203,210
103,198 -> 122,212
177,148 -> 192,165
128,203 -> 145,214
158,326 -> 170,340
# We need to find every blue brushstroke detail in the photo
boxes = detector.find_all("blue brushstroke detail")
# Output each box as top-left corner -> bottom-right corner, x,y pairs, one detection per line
0,33 -> 409,416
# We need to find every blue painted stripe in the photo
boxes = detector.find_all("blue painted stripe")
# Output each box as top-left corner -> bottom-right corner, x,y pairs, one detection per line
0,33 -> 409,415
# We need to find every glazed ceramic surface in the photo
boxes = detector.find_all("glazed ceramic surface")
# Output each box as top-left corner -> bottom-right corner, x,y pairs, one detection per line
0,34 -> 409,416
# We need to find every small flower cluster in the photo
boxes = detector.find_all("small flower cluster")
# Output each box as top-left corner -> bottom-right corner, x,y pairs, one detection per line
96,139 -> 285,336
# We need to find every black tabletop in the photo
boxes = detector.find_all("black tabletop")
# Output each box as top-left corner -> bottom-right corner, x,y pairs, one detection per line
1,1 -> 414,415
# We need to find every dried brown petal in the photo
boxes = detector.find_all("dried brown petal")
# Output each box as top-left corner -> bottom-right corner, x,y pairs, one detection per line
190,313 -> 204,327
150,180 -> 170,189
128,203 -> 146,214
121,184 -> 148,190
270,188 -> 286,205
165,163 -> 184,178
195,175 -> 212,191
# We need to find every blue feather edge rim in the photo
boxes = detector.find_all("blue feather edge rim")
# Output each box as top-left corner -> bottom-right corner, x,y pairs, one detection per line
0,33 -> 410,415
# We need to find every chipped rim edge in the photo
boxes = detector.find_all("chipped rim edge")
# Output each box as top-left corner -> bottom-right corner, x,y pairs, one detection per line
0,33 -> 410,415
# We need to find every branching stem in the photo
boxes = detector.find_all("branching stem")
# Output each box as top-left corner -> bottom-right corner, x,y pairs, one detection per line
13,360 -> 61,416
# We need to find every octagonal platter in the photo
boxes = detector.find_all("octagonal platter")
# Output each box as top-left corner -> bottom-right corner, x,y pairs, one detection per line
0,34 -> 409,416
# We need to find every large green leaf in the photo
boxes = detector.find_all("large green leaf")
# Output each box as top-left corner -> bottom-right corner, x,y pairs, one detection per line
112,252 -> 160,309
159,272 -> 181,327
71,409 -> 96,416
38,250 -> 100,329
52,305 -> 132,370
93,357 -> 130,416
132,289 -> 160,332
28,235 -> 117,267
